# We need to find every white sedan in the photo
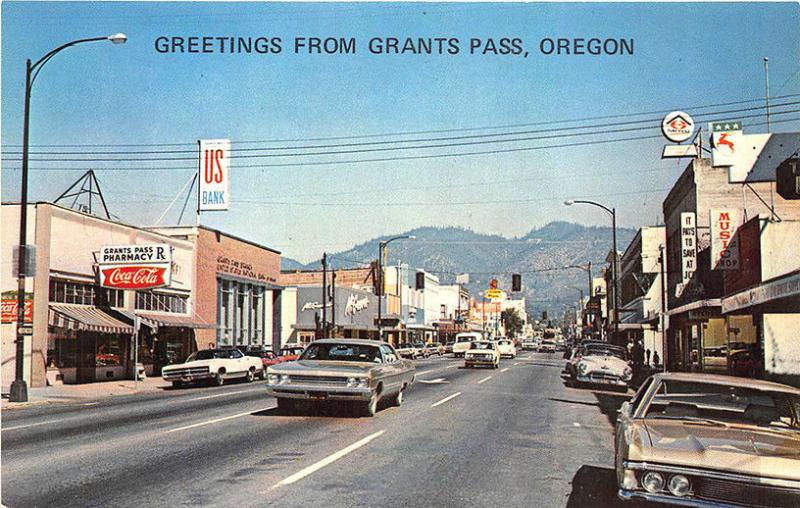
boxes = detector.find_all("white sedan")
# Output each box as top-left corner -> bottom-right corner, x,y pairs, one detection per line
161,348 -> 264,387
464,340 -> 500,369
496,339 -> 517,359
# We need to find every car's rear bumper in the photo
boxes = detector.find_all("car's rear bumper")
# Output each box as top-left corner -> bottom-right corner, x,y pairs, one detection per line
465,358 -> 496,366
267,385 -> 372,401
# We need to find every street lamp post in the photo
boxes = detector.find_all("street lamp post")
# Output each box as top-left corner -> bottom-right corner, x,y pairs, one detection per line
564,199 -> 620,345
9,33 -> 127,403
376,235 -> 414,342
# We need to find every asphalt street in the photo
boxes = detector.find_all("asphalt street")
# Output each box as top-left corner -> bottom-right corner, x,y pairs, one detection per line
1,352 -> 643,508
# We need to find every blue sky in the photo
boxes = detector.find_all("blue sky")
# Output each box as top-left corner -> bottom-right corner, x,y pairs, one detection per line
2,2 -> 799,262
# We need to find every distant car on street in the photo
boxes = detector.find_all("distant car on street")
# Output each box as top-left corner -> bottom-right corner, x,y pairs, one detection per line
538,340 -> 557,353
521,338 -> 537,351
245,347 -> 283,369
279,345 -> 306,362
266,339 -> 415,417
162,348 -> 264,387
496,339 -> 517,359
453,332 -> 482,357
464,340 -> 500,369
413,342 -> 430,358
616,373 -> 800,506
444,341 -> 455,354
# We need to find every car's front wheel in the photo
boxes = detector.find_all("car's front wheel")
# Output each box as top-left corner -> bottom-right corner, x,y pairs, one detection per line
363,392 -> 379,417
391,387 -> 405,407
246,368 -> 255,383
214,371 -> 225,386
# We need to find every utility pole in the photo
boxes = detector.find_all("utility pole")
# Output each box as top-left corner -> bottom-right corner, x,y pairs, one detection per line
659,244 -> 668,372
322,253 -> 327,337
377,243 -> 383,341
330,268 -> 336,337
764,57 -> 771,132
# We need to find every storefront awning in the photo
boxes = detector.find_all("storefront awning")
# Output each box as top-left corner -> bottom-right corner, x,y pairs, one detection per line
49,304 -> 134,334
722,270 -> 800,314
667,299 -> 721,317
136,312 -> 216,330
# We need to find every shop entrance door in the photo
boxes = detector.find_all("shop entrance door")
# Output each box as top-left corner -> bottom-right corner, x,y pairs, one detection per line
75,332 -> 97,383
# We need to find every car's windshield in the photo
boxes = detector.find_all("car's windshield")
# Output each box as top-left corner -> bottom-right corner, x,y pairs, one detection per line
644,380 -> 800,430
300,343 -> 381,363
470,342 -> 494,350
584,346 -> 626,359
186,350 -> 227,361
457,336 -> 477,343
498,340 -> 511,345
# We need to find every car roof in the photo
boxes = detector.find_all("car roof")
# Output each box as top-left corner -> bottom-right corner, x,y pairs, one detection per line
650,372 -> 800,395
307,338 -> 390,348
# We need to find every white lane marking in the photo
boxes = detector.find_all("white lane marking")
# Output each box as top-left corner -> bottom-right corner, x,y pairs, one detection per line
417,378 -> 448,384
477,376 -> 492,384
446,365 -> 459,369
268,430 -> 386,491
500,368 -> 509,373
573,422 -> 581,428
2,418 -> 68,432
165,406 -> 275,433
188,389 -> 250,402
431,392 -> 462,407
513,363 -> 520,366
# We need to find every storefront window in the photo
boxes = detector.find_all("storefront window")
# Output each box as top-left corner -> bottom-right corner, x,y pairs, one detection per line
49,337 -> 78,368
49,279 -> 123,307
217,278 -> 266,346
135,291 -> 188,313
95,336 -> 123,367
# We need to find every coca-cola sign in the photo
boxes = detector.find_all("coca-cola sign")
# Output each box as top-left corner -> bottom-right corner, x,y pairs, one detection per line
1,299 -> 33,323
100,265 -> 170,290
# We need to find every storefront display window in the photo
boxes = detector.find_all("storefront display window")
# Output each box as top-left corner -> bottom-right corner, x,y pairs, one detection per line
48,337 -> 78,368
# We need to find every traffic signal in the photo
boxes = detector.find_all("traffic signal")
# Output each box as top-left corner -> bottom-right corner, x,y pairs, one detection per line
512,273 -> 522,292
415,271 -> 425,289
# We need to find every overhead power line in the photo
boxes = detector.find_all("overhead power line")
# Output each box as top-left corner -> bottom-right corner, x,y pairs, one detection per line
4,115 -> 799,172
6,93 -> 799,149
4,101 -> 799,160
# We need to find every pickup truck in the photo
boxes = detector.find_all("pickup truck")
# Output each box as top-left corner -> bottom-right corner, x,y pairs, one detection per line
162,348 -> 264,387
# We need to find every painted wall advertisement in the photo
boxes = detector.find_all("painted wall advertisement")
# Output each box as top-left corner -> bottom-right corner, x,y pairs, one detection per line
710,209 -> 741,270
680,212 -> 697,283
98,244 -> 172,290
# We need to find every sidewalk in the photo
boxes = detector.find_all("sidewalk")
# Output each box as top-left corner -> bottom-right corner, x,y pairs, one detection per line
1,377 -> 171,410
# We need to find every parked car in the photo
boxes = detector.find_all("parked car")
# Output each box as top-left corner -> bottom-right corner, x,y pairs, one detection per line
496,339 -> 517,359
464,340 -> 500,369
245,346 -> 283,369
279,345 -> 306,362
453,332 -> 482,358
616,373 -> 800,506
538,339 -> 557,353
162,348 -> 264,387
444,341 -> 455,354
266,339 -> 415,417
570,343 -> 631,389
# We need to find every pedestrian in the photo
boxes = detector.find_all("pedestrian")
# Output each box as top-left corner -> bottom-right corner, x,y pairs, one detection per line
653,350 -> 661,367
646,348 -> 651,366
631,340 -> 645,382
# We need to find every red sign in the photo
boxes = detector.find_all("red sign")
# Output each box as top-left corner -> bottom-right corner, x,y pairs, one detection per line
101,266 -> 167,289
1,299 -> 33,323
